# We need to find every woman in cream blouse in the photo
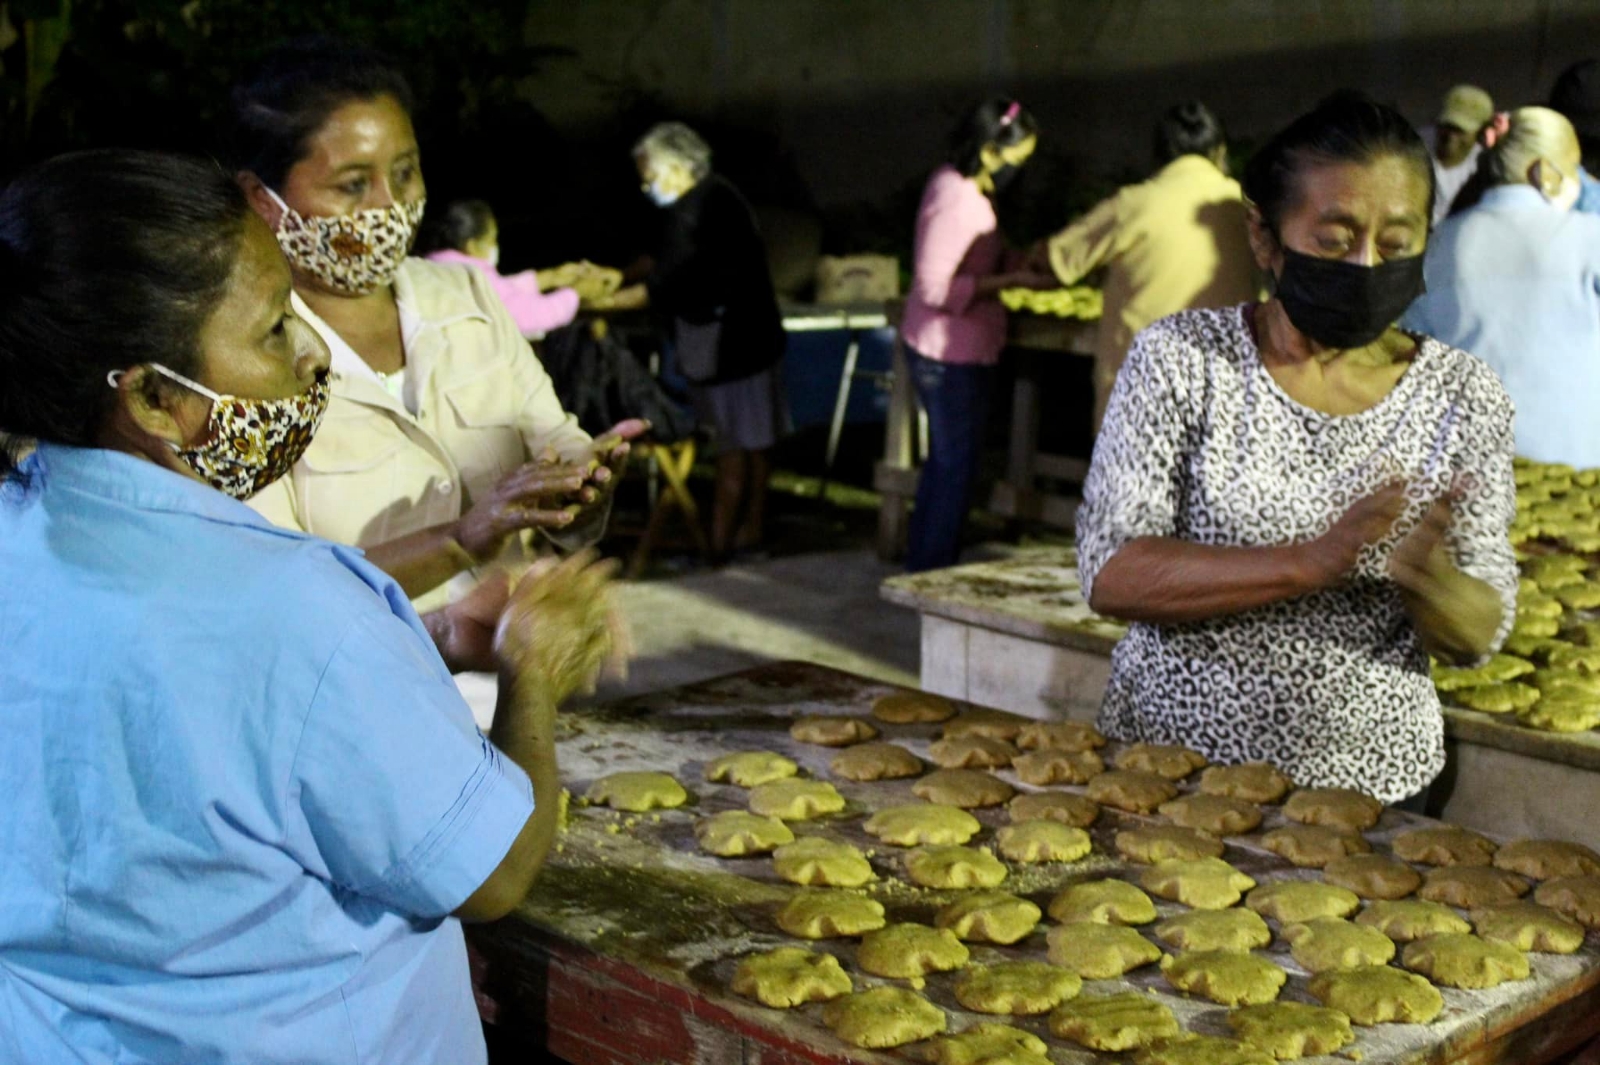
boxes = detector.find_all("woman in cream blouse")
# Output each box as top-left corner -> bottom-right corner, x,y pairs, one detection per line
231,39 -> 640,611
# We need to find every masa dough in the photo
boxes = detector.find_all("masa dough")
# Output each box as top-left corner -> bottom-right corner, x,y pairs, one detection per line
1493,839 -> 1600,880
1226,1002 -> 1355,1059
916,1024 -> 1050,1065
731,947 -> 852,1008
695,811 -> 794,856
1392,825 -> 1497,867
1088,770 -> 1179,813
1158,794 -> 1263,836
942,707 -> 1029,741
1418,866 -> 1530,908
929,735 -> 1019,770
1245,881 -> 1361,923
1008,790 -> 1100,828
1321,854 -> 1422,900
1470,900 -> 1586,953
1141,858 -> 1257,910
585,771 -> 688,812
954,962 -> 1081,1015
1280,917 -> 1396,972
1046,923 -> 1162,978
772,837 -> 874,887
1153,908 -> 1271,953
1307,965 -> 1443,1025
905,845 -> 1008,889
775,890 -> 886,938
1016,720 -> 1106,751
747,779 -> 845,821
1282,787 -> 1382,831
864,803 -> 981,846
872,690 -> 957,724
1259,824 -> 1371,868
995,821 -> 1092,864
1533,875 -> 1600,927
913,769 -> 1016,808
935,891 -> 1042,944
1048,878 -> 1157,925
1160,951 -> 1287,1006
789,714 -> 878,747
1133,1036 -> 1276,1065
1355,899 -> 1472,942
704,751 -> 797,787
1115,742 -> 1208,780
857,922 -> 970,978
831,741 -> 924,782
1401,932 -> 1531,989
1049,992 -> 1180,1052
1012,748 -> 1103,785
1198,762 -> 1293,804
823,987 -> 946,1048
1116,825 -> 1225,864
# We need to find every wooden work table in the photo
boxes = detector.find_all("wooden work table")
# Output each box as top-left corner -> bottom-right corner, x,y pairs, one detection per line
881,548 -> 1600,853
468,661 -> 1600,1065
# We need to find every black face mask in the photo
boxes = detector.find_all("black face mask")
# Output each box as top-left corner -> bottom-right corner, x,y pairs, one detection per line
987,162 -> 1022,195
1274,247 -> 1426,349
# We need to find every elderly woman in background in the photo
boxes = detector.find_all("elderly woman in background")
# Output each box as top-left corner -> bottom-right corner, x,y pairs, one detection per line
1403,107 -> 1600,469
230,38 -> 644,612
900,97 -> 1056,572
0,149 -> 616,1064
1078,93 -> 1516,810
628,121 -> 789,563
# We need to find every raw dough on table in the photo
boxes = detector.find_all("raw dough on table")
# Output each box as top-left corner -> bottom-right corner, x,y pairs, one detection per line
1046,923 -> 1162,979
1008,790 -> 1100,828
1142,858 -> 1257,910
1280,917 -> 1396,972
1528,667 -> 1600,696
995,821 -> 1091,864
1470,900 -> 1586,953
772,837 -> 874,887
1115,742 -> 1208,781
1307,965 -> 1443,1025
775,890 -> 887,939
830,741 -> 923,781
1418,865 -> 1530,908
1160,951 -> 1286,1006
1550,643 -> 1600,673
905,845 -> 1008,889
1282,787 -> 1382,832
872,690 -> 956,724
1154,908 -> 1271,953
1355,899 -> 1472,942
1534,875 -> 1600,927
1016,720 -> 1106,751
789,715 -> 878,747
1048,879 -> 1158,925
955,961 -> 1081,1015
585,771 -> 688,812
1199,762 -> 1294,804
929,735 -> 1019,770
1518,696 -> 1600,731
1246,881 -> 1361,923
1402,932 -> 1531,989
823,987 -> 947,1049
913,769 -> 1016,808
935,891 -> 1042,944
1158,794 -> 1263,836
942,707 -> 1029,741
1227,1002 -> 1355,1059
1049,992 -> 1181,1052
864,803 -> 981,846
916,1024 -> 1050,1065
1258,824 -> 1371,868
1133,1035 -> 1276,1065
1391,825 -> 1497,867
1493,839 -> 1600,880
1116,824 -> 1225,864
703,751 -> 797,787
731,947 -> 852,1008
747,779 -> 845,821
857,922 -> 970,978
1431,652 -> 1534,690
1088,770 -> 1179,813
1321,854 -> 1422,900
1452,682 -> 1540,713
1012,748 -> 1103,785
695,811 -> 794,857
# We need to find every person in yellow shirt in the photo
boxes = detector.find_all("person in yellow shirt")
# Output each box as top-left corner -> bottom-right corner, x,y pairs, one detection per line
1043,101 -> 1260,429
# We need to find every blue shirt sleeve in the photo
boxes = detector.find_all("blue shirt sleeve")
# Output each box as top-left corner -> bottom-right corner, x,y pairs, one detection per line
284,610 -> 535,919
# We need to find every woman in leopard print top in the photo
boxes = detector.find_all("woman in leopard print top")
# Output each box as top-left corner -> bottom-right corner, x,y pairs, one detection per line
1076,94 -> 1517,806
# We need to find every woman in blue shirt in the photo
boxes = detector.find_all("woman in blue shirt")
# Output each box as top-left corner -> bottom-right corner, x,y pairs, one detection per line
0,150 -> 615,1063
1404,107 -> 1600,468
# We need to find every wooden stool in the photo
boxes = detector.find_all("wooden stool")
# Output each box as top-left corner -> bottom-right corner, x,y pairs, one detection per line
628,439 -> 710,578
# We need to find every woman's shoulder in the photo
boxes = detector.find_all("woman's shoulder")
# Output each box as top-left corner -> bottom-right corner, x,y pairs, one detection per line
1414,334 -> 1514,414
397,256 -> 504,323
1131,305 -> 1252,372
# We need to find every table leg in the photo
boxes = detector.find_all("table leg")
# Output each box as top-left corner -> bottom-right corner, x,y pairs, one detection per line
819,330 -> 861,502
1003,349 -> 1042,519
875,333 -> 916,559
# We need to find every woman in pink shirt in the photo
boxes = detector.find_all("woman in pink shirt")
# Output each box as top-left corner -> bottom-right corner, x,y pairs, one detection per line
423,199 -> 582,338
902,98 -> 1054,571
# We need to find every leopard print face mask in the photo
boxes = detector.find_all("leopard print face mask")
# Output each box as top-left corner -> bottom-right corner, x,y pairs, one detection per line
265,188 -> 425,295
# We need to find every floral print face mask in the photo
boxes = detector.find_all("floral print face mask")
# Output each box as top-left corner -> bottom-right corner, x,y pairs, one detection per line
264,187 -> 426,295
109,364 -> 331,500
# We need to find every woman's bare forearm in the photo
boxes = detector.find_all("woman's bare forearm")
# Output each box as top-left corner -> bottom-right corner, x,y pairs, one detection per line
361,522 -> 475,599
1088,536 -> 1326,624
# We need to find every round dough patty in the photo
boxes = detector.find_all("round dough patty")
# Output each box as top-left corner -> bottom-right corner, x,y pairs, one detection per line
871,690 -> 956,724
1048,992 -> 1179,1052
1114,742 -> 1207,781
935,891 -> 1042,944
1048,878 -> 1157,925
823,987 -> 946,1048
1115,824 -> 1225,864
994,821 -> 1092,864
772,837 -> 874,887
747,779 -> 845,821
1141,858 -> 1257,910
1322,854 -> 1423,900
1046,923 -> 1162,979
1419,866 -> 1530,908
830,742 -> 923,782
1401,932 -> 1531,989
905,845 -> 1008,889
916,1024 -> 1049,1065
1087,770 -> 1178,813
1012,748 -> 1103,785
775,890 -> 886,938
1153,908 -> 1271,953
1133,1036 -> 1276,1065
864,803 -> 980,846
928,735 -> 1019,770
1533,875 -> 1600,928
1282,787 -> 1383,832
1158,794 -> 1263,836
1160,950 -> 1287,1006
1470,900 -> 1586,953
704,751 -> 798,787
1246,880 -> 1361,923
789,715 -> 878,747
585,771 -> 688,812
731,947 -> 852,1008
1227,1002 -> 1355,1059
941,708 -> 1029,741
1493,839 -> 1600,880
1355,899 -> 1472,942
1307,965 -> 1443,1026
1280,917 -> 1397,972
1016,720 -> 1106,751
857,923 -> 970,978
913,769 -> 1016,808
695,811 -> 794,856
1258,824 -> 1371,868
1008,790 -> 1099,828
1198,762 -> 1293,804
1392,825 -> 1497,867
955,961 -> 1081,1015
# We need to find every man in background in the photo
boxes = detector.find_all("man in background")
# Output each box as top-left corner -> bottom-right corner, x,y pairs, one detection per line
1422,84 -> 1495,223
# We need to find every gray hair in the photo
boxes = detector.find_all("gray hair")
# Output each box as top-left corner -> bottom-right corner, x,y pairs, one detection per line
1484,106 -> 1578,186
633,121 -> 713,180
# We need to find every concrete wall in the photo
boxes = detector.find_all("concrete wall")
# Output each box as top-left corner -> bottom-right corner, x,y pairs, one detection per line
523,0 -> 1600,220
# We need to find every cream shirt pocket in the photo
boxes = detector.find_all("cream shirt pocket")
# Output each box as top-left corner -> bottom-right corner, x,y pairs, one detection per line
295,415 -> 412,547
441,365 -> 528,494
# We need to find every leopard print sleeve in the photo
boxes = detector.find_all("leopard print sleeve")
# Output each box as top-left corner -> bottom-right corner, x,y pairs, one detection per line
1076,318 -> 1197,604
1444,363 -> 1518,658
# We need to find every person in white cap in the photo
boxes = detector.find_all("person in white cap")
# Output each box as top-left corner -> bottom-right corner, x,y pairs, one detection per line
1421,84 -> 1495,223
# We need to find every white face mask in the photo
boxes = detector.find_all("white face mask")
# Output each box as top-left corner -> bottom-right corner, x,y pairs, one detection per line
645,181 -> 682,208
485,245 -> 501,269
